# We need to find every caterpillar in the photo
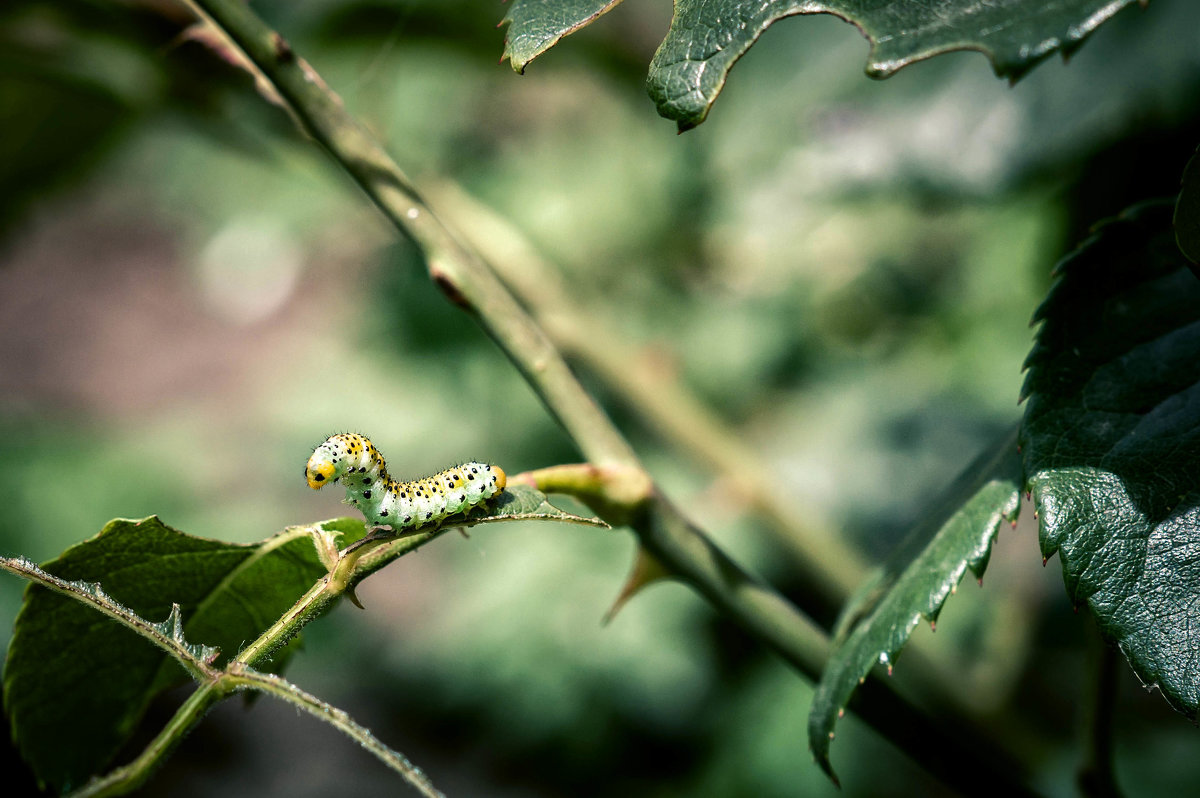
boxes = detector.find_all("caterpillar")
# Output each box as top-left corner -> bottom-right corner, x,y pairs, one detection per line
305,433 -> 506,532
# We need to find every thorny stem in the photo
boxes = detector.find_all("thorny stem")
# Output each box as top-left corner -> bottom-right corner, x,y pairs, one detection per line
160,1 -> 1040,795
432,182 -> 866,621
183,0 -> 634,471
235,519 -> 486,670
232,577 -> 334,667
630,496 -> 1039,798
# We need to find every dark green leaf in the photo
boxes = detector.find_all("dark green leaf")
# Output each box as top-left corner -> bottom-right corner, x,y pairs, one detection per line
1020,201 -> 1200,719
1175,147 -> 1200,269
501,0 -> 1145,130
809,431 -> 1021,781
3,516 -> 359,791
652,0 -> 1146,130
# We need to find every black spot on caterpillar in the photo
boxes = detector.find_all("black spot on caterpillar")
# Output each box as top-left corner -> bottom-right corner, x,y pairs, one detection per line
305,433 -> 506,532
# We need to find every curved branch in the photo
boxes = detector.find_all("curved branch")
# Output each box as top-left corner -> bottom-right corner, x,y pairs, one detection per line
183,0 -> 634,470
177,2 -> 1039,794
225,665 -> 444,798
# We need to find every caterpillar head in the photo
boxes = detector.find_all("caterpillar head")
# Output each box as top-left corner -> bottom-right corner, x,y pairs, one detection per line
305,445 -> 341,490
307,433 -> 372,489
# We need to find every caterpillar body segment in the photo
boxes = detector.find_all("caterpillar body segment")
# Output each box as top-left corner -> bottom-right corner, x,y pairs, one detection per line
306,433 -> 506,532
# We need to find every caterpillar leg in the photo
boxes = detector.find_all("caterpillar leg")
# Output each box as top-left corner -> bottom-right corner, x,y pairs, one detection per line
463,503 -> 493,522
392,519 -> 447,540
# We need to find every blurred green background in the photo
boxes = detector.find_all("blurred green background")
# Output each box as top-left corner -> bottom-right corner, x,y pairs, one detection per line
2,0 -> 1200,795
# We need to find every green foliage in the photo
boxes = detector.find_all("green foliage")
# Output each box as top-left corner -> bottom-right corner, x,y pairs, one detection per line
3,516 -> 354,791
490,482 -> 610,522
502,0 -> 623,71
1021,201 -> 1200,719
503,0 -> 1147,129
808,431 -> 1022,779
1,488 -> 601,792
3,0 -> 1200,795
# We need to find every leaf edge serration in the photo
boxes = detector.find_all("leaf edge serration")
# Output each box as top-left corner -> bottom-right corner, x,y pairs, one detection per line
806,480 -> 1021,782
500,0 -> 1149,131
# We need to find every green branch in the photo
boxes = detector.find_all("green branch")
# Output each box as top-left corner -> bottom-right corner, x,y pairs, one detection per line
182,0 -> 635,471
178,0 -> 842,680
434,183 -> 867,617
171,2 -> 1038,794
68,686 -> 225,798
519,470 -> 1039,797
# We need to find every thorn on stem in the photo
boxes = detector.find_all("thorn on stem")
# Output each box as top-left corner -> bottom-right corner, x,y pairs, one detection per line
271,32 -> 294,62
603,547 -> 669,625
432,271 -> 471,309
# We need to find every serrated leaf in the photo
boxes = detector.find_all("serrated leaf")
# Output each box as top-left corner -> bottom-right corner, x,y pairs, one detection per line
1175,146 -> 1200,269
808,431 -> 1021,781
501,0 -> 1145,130
1020,201 -> 1200,719
479,483 -> 609,527
3,516 -> 358,792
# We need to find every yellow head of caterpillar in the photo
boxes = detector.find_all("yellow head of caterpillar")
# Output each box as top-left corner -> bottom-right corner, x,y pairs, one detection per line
491,465 -> 507,492
305,455 -> 337,490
